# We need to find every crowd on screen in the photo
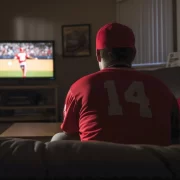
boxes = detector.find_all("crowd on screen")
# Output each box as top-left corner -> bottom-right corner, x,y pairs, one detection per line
0,43 -> 53,59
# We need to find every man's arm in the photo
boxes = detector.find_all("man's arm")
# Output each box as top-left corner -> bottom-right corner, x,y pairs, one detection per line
13,56 -> 17,60
26,54 -> 38,59
171,97 -> 180,144
60,89 -> 80,140
27,56 -> 38,59
27,56 -> 34,59
51,132 -> 80,141
13,56 -> 18,63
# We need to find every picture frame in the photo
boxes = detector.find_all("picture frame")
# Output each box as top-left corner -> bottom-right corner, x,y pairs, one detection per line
62,24 -> 91,57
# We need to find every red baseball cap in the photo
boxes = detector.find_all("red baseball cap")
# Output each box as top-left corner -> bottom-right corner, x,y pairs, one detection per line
19,48 -> 24,52
96,23 -> 135,50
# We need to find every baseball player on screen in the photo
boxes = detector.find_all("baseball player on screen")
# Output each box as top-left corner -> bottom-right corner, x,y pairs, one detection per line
14,48 -> 38,78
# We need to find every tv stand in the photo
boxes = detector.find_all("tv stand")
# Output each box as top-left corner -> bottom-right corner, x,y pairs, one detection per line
0,85 -> 59,122
17,78 -> 26,85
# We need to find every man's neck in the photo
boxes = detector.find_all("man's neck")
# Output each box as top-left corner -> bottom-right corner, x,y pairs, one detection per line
107,63 -> 131,68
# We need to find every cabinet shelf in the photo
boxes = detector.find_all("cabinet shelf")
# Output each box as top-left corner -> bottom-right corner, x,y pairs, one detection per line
0,85 -> 59,122
0,105 -> 56,110
0,114 -> 55,122
0,85 -> 58,90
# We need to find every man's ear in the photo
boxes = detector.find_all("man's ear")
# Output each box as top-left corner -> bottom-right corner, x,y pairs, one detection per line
96,50 -> 101,62
132,48 -> 137,60
108,51 -> 113,59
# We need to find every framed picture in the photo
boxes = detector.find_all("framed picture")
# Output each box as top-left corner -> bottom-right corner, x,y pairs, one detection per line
62,24 -> 91,57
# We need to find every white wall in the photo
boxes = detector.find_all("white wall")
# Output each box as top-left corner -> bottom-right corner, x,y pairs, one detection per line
177,0 -> 180,51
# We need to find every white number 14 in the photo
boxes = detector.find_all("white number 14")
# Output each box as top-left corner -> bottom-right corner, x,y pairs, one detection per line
104,81 -> 152,118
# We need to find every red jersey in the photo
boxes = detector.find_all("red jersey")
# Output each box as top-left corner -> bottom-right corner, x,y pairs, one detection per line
48,50 -> 52,55
15,52 -> 29,63
61,68 -> 179,145
177,98 -> 180,109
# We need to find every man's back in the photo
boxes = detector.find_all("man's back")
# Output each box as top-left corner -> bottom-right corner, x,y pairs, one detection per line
58,22 -> 179,145
62,68 -> 178,145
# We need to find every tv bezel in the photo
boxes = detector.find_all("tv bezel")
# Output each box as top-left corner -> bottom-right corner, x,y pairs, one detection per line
0,40 -> 56,80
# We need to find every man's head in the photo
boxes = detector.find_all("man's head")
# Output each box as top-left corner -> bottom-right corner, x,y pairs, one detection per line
96,23 -> 136,69
19,48 -> 24,53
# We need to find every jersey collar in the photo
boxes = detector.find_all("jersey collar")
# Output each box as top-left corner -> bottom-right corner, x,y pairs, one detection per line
107,63 -> 131,68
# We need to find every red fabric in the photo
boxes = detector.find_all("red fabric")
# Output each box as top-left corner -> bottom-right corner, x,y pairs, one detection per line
61,90 -> 80,134
61,68 -> 174,145
96,23 -> 135,50
15,53 -> 29,63
177,98 -> 180,109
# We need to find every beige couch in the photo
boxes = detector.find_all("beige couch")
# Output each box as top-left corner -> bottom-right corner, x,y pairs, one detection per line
0,138 -> 180,179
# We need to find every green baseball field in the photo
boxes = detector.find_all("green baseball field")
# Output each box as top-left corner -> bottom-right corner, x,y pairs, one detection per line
0,71 -> 53,77
0,59 -> 54,77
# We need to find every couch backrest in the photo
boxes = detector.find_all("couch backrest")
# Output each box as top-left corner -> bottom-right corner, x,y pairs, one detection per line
0,138 -> 45,178
141,67 -> 180,98
45,141 -> 173,178
0,138 -> 180,178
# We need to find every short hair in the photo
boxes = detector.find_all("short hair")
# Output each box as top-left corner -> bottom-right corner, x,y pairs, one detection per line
98,47 -> 135,65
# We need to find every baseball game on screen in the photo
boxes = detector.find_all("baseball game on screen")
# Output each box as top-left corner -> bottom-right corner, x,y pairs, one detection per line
0,42 -> 54,78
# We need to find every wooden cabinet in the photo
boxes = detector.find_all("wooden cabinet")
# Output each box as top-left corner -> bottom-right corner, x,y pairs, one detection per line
0,85 -> 59,122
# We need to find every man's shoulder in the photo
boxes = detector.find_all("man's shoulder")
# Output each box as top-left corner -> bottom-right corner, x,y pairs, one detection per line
71,71 -> 102,88
136,70 -> 175,99
137,70 -> 169,87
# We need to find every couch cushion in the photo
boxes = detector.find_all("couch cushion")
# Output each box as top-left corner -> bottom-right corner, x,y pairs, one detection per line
0,138 -> 46,178
45,141 -> 172,178
0,138 -> 179,178
177,98 -> 180,109
142,145 -> 180,179
142,67 -> 180,98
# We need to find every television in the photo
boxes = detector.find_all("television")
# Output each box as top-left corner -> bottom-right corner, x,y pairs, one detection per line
0,41 -> 55,79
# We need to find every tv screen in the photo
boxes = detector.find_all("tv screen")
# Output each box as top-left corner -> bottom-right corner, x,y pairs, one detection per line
0,41 -> 55,79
